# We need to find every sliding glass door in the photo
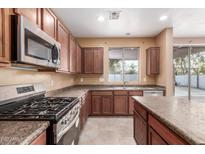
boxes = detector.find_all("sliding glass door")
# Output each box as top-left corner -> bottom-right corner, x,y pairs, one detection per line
173,46 -> 205,97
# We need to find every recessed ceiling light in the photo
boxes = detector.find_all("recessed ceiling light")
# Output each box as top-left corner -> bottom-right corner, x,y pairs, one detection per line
160,15 -> 168,21
97,16 -> 105,22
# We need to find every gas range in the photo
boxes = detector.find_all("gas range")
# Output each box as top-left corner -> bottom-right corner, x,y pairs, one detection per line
0,96 -> 78,121
0,83 -> 81,145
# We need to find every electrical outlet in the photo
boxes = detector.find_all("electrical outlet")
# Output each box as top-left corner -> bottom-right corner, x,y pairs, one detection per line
143,77 -> 147,82
80,78 -> 84,83
50,79 -> 54,87
99,78 -> 104,82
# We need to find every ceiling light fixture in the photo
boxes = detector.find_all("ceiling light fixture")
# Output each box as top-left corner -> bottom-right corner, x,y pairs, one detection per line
160,15 -> 168,21
97,15 -> 105,22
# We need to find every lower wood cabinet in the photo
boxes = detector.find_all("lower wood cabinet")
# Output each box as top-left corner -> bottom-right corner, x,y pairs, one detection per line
148,127 -> 167,145
114,95 -> 128,115
30,131 -> 47,145
134,110 -> 147,145
91,91 -> 113,115
133,101 -> 189,145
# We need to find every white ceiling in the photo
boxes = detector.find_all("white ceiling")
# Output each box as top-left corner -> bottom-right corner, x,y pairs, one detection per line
52,8 -> 205,38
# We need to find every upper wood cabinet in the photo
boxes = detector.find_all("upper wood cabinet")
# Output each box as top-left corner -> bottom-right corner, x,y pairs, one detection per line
69,35 -> 77,73
0,9 -> 10,66
14,8 -> 41,27
57,21 -> 69,72
41,8 -> 57,39
146,47 -> 160,75
83,48 -> 94,73
82,47 -> 104,74
93,47 -> 103,73
76,44 -> 82,73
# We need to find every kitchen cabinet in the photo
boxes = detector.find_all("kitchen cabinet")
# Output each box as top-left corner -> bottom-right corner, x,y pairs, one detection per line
93,47 -> 103,73
57,20 -> 69,72
134,110 -> 147,145
41,8 -> 57,39
146,47 -> 160,75
82,47 -> 104,74
69,35 -> 77,73
83,48 -> 94,73
114,91 -> 128,115
0,9 -> 10,66
91,91 -> 113,115
30,131 -> 47,145
133,100 -> 188,145
114,95 -> 128,115
128,91 -> 143,115
76,44 -> 82,73
148,127 -> 167,145
91,95 -> 102,115
14,8 -> 41,27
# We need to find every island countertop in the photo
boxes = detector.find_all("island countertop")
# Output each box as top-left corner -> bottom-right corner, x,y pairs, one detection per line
132,96 -> 205,144
0,121 -> 49,145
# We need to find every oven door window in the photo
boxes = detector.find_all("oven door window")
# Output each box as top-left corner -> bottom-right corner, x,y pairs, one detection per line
25,29 -> 53,61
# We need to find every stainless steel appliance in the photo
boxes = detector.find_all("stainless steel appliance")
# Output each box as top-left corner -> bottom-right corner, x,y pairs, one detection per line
143,90 -> 164,96
0,83 -> 80,145
11,15 -> 61,69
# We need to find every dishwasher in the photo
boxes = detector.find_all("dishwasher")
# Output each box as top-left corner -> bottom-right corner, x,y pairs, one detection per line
143,90 -> 164,96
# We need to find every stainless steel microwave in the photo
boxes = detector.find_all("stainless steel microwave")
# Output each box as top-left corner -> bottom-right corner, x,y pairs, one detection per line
11,15 -> 61,69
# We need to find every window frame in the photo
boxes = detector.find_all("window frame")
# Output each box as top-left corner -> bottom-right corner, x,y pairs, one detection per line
108,47 -> 140,83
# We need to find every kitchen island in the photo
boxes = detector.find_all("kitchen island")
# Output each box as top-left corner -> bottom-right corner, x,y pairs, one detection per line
132,96 -> 205,145
0,121 -> 49,145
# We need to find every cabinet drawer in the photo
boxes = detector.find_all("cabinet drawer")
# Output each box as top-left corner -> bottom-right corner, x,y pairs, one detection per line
134,101 -> 147,121
129,91 -> 143,96
148,114 -> 188,145
92,91 -> 113,96
114,90 -> 128,95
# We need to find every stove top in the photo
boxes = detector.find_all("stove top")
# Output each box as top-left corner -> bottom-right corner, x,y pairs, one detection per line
0,96 -> 78,121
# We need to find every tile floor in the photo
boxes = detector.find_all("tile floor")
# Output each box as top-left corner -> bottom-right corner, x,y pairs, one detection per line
78,117 -> 136,145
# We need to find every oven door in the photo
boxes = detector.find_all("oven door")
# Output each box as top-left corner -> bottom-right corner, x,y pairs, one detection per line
14,15 -> 61,68
57,117 -> 80,145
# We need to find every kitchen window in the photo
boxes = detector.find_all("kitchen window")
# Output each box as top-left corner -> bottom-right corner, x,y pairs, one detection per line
108,47 -> 139,82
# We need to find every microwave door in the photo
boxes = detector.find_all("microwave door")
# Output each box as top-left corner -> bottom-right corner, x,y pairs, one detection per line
24,29 -> 53,66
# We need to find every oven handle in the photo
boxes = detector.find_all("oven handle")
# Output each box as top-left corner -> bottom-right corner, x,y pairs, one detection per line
56,109 -> 80,143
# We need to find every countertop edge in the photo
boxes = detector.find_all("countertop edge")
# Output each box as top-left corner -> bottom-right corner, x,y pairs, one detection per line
20,121 -> 50,145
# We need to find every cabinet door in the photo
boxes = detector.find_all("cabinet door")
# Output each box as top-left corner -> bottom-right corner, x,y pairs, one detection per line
114,96 -> 128,115
83,48 -> 94,73
134,111 -> 147,145
14,8 -> 41,26
69,35 -> 77,73
102,96 -> 113,115
148,127 -> 167,145
146,47 -> 160,75
86,91 -> 91,117
57,21 -> 69,72
129,96 -> 135,115
93,47 -> 103,73
0,9 -> 10,65
41,8 -> 57,39
76,45 -> 82,73
91,96 -> 102,115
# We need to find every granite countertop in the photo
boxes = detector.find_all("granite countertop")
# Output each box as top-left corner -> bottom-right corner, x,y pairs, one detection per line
0,121 -> 49,145
46,85 -> 165,98
132,96 -> 205,144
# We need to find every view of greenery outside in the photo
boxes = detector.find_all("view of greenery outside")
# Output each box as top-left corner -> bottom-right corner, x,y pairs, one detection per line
109,59 -> 138,81
173,51 -> 205,88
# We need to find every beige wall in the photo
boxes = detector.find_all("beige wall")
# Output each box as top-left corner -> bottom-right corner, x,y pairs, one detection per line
0,68 -> 75,91
155,28 -> 173,96
76,37 -> 157,85
174,37 -> 205,45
